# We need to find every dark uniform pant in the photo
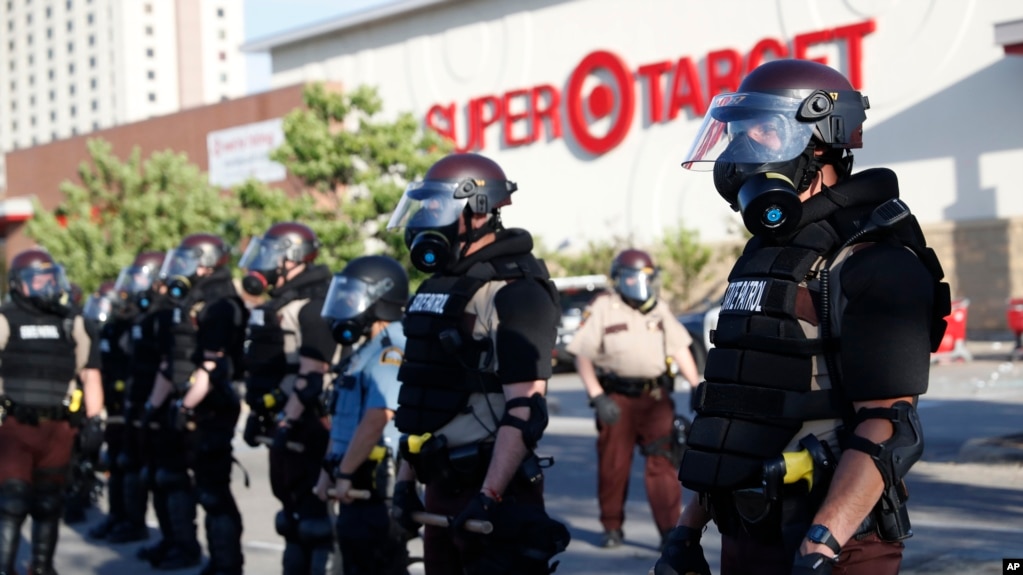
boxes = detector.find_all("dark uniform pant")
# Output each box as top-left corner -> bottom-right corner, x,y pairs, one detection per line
721,530 -> 904,575
0,417 -> 76,574
335,499 -> 407,575
423,478 -> 545,575
191,413 -> 244,575
596,388 -> 681,534
269,415 -> 333,575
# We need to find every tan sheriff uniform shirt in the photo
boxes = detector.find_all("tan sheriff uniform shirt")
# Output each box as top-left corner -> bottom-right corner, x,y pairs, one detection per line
567,292 -> 691,379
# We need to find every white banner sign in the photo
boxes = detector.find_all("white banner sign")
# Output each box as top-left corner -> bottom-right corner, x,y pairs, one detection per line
207,118 -> 287,188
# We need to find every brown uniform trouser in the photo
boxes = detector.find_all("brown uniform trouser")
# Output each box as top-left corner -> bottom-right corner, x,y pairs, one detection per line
721,530 -> 904,575
596,388 -> 681,534
422,476 -> 545,575
0,416 -> 76,484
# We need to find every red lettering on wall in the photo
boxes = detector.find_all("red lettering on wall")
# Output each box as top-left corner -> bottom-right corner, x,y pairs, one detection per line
705,49 -> 743,99
831,20 -> 876,89
667,57 -> 706,120
502,89 -> 531,147
424,19 -> 875,156
637,61 -> 672,123
746,38 -> 789,71
531,84 -> 561,141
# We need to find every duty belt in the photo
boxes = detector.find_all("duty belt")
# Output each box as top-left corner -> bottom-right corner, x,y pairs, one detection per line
0,396 -> 72,425
600,373 -> 671,397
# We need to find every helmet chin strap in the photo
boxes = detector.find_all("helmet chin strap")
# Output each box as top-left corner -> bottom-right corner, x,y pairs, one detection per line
456,209 -> 503,259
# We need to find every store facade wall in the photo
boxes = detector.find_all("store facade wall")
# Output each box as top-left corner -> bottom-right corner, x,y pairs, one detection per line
252,0 -> 1023,333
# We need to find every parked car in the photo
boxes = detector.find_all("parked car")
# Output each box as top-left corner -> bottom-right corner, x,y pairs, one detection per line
677,303 -> 720,377
551,274 -> 609,370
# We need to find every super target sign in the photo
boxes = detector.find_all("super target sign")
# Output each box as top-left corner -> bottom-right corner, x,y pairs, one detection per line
425,19 -> 875,156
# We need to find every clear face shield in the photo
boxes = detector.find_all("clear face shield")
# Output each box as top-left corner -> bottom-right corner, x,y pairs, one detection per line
615,267 -> 659,308
321,273 -> 396,345
15,264 -> 72,307
681,92 -> 816,171
114,264 -> 158,298
238,236 -> 288,273
159,247 -> 201,281
83,292 -> 115,323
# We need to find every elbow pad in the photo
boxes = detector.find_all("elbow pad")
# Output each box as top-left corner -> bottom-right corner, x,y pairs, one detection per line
295,372 -> 325,408
498,393 -> 549,449
843,401 -> 924,488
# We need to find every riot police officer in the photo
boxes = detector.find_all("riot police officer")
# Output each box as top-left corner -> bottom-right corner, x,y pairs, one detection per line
313,255 -> 410,575
386,152 -> 570,575
0,248 -> 104,575
84,276 -> 144,542
107,251 -> 167,546
238,222 -> 337,575
567,248 -> 701,549
653,59 -> 950,575
146,233 -> 248,574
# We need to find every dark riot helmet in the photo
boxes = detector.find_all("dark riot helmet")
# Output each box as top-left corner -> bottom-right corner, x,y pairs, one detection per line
610,249 -> 660,312
114,250 -> 165,312
387,153 -> 517,273
681,59 -> 870,237
159,233 -> 230,301
239,222 -> 320,296
321,255 -> 409,345
8,248 -> 72,313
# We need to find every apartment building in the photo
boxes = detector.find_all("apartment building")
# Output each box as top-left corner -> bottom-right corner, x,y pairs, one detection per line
0,0 -> 246,189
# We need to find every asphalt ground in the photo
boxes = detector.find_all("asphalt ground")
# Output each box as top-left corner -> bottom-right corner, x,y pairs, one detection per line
8,338 -> 1023,574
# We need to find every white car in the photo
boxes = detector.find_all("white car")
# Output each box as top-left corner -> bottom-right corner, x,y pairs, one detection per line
551,274 -> 609,369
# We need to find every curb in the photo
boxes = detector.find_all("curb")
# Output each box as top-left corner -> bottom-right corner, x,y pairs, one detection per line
959,433 -> 1023,464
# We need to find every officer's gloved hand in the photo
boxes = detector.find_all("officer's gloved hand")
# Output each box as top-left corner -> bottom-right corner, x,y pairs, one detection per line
138,401 -> 158,428
77,416 -> 105,459
652,526 -> 711,575
167,399 -> 193,432
243,412 -> 266,448
590,393 -> 621,425
391,480 -> 424,539
452,487 -> 499,536
272,418 -> 301,451
791,552 -> 835,575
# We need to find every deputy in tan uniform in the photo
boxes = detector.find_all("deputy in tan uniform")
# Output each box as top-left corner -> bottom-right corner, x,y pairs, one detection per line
568,248 -> 701,550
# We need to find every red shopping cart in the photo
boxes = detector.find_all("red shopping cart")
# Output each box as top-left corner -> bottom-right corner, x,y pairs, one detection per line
1006,298 -> 1023,359
932,298 -> 971,363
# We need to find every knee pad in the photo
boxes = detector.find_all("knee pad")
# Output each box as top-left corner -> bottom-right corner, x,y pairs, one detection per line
197,486 -> 235,515
0,480 -> 32,517
844,401 -> 924,488
275,510 -> 298,538
297,516 -> 333,545
155,469 -> 191,490
499,393 -> 549,449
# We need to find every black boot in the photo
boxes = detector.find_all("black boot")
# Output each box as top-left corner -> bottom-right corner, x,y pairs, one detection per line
0,480 -> 31,575
86,515 -> 117,539
29,514 -> 61,575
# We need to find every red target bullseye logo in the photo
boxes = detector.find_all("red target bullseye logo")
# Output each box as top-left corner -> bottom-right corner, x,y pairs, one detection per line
566,50 -> 636,156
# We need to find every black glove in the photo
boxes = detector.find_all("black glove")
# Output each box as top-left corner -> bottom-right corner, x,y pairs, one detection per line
77,416 -> 105,459
167,399 -> 193,432
590,393 -> 621,425
243,412 -> 268,448
452,487 -> 499,532
653,526 -> 711,575
391,480 -> 424,538
272,418 -> 301,451
791,552 -> 835,575
138,401 -> 158,429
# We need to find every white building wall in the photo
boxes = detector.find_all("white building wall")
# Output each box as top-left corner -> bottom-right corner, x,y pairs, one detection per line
197,0 -> 246,104
261,0 -> 1023,251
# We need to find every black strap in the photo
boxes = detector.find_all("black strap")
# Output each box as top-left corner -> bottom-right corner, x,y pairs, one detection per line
694,382 -> 842,421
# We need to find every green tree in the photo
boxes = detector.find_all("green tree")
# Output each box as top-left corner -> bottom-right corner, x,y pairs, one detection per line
269,83 -> 451,281
655,226 -> 714,310
25,139 -> 241,294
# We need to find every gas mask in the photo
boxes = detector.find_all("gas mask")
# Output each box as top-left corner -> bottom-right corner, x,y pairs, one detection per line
388,185 -> 471,273
406,221 -> 461,273
321,273 -> 397,345
713,134 -> 817,238
241,269 -> 280,296
239,235 -> 292,295
330,315 -> 370,346
166,276 -> 191,302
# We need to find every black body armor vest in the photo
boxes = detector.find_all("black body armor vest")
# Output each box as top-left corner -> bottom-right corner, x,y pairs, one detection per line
679,169 -> 951,494
0,299 -> 78,407
244,265 -> 330,400
128,300 -> 169,403
100,317 -> 133,411
395,250 -> 553,435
